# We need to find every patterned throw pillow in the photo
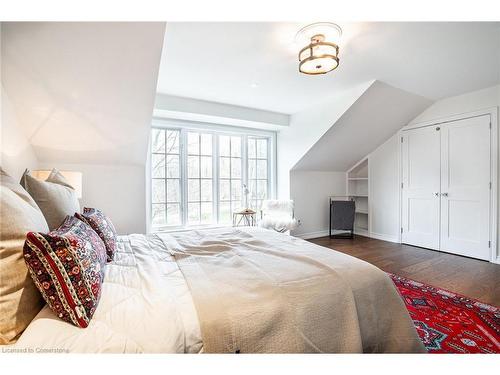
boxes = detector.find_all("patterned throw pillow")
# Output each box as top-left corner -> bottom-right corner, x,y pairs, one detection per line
75,208 -> 117,262
23,215 -> 107,328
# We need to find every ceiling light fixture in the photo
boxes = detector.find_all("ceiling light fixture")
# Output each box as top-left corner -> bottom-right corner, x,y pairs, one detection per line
295,22 -> 342,75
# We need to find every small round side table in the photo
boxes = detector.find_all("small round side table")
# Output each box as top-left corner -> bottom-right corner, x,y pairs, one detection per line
232,209 -> 256,227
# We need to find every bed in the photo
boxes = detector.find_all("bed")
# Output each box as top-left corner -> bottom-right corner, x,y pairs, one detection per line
12,226 -> 424,353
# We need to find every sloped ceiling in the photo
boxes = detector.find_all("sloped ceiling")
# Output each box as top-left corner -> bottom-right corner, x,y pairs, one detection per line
292,81 -> 432,172
277,80 -> 373,198
1,22 -> 166,165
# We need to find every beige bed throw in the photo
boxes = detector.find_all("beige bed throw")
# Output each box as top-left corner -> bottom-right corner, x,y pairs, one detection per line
163,228 -> 425,353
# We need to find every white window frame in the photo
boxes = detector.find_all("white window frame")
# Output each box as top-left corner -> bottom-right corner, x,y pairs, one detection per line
185,131 -> 215,226
217,134 -> 244,224
149,118 -> 277,232
247,135 -> 271,211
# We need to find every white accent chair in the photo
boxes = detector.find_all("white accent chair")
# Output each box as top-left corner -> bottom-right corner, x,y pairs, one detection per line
259,200 -> 298,234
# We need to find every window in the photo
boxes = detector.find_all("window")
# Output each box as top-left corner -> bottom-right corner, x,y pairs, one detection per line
151,129 -> 181,227
150,123 -> 274,229
218,136 -> 242,223
187,132 -> 213,225
247,137 -> 269,211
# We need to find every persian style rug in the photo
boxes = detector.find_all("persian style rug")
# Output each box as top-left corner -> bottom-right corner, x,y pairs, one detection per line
389,273 -> 500,353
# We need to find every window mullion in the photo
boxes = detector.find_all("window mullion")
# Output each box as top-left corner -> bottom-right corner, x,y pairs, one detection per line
180,129 -> 188,227
164,130 -> 168,225
214,134 -> 219,224
271,133 -> 276,199
198,134 -> 202,224
267,137 -> 271,201
228,139 -> 232,215
242,134 -> 248,209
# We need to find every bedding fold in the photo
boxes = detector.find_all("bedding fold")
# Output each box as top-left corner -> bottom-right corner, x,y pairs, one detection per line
12,228 -> 424,353
161,228 -> 425,353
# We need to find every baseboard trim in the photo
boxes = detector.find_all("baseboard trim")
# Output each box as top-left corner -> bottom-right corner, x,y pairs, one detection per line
353,229 -> 370,238
369,232 -> 400,244
295,229 -> 401,243
294,230 -> 330,240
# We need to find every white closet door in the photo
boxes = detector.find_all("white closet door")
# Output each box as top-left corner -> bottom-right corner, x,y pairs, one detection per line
402,125 -> 441,250
440,115 -> 491,260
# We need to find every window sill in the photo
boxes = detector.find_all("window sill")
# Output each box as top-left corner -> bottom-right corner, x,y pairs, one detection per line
150,223 -> 233,234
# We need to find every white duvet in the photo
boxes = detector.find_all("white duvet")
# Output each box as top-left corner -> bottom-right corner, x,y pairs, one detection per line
12,232 -> 203,353
11,227 -> 420,353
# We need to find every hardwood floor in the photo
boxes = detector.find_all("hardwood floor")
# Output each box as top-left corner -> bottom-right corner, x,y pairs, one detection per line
308,235 -> 500,306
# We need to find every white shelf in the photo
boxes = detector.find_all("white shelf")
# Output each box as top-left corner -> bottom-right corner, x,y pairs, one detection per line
355,210 -> 368,215
347,157 -> 369,239
355,226 -> 369,231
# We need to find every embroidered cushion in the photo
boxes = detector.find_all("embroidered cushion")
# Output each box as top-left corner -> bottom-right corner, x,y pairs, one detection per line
20,169 -> 80,230
23,215 -> 107,328
0,168 -> 48,344
75,208 -> 117,262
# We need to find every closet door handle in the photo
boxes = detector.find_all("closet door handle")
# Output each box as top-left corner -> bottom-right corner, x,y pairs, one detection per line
441,192 -> 449,197
434,192 -> 440,197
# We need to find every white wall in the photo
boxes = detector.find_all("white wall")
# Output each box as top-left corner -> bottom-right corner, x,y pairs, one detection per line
277,81 -> 373,199
369,134 -> 400,242
290,171 -> 346,238
367,84 -> 500,258
2,22 -> 165,166
410,85 -> 500,125
0,85 -> 38,179
1,83 -> 146,235
284,81 -> 430,241
293,81 -> 431,172
1,23 -> 165,236
409,84 -> 500,261
37,162 -> 146,235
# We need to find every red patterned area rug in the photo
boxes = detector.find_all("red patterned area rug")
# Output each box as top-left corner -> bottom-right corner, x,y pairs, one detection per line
389,273 -> 500,353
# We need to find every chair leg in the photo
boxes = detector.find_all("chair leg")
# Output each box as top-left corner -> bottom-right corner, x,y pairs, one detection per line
329,202 -> 332,239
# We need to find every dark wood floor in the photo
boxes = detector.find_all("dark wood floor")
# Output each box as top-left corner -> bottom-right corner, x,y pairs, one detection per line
309,235 -> 500,306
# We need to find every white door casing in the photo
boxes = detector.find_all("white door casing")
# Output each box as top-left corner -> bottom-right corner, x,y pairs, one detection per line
401,125 -> 441,250
439,115 -> 491,260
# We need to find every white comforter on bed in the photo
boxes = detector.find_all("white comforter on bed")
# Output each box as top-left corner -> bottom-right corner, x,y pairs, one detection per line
13,232 -> 203,353
12,227 -> 421,353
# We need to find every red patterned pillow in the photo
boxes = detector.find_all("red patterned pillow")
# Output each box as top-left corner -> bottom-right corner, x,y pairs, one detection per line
75,208 -> 117,262
23,215 -> 107,328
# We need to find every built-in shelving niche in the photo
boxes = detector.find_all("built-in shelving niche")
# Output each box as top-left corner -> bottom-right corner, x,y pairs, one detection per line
347,157 -> 369,236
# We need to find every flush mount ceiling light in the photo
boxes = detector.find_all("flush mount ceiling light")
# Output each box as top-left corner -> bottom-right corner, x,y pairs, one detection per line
295,22 -> 342,75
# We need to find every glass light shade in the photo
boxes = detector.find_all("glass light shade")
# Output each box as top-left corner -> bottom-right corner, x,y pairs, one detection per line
32,170 -> 83,198
300,55 -> 339,75
299,41 -> 339,75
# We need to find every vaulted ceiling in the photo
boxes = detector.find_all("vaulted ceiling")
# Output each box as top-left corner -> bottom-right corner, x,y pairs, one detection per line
2,22 -> 499,177
1,22 -> 166,165
158,22 -> 500,114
